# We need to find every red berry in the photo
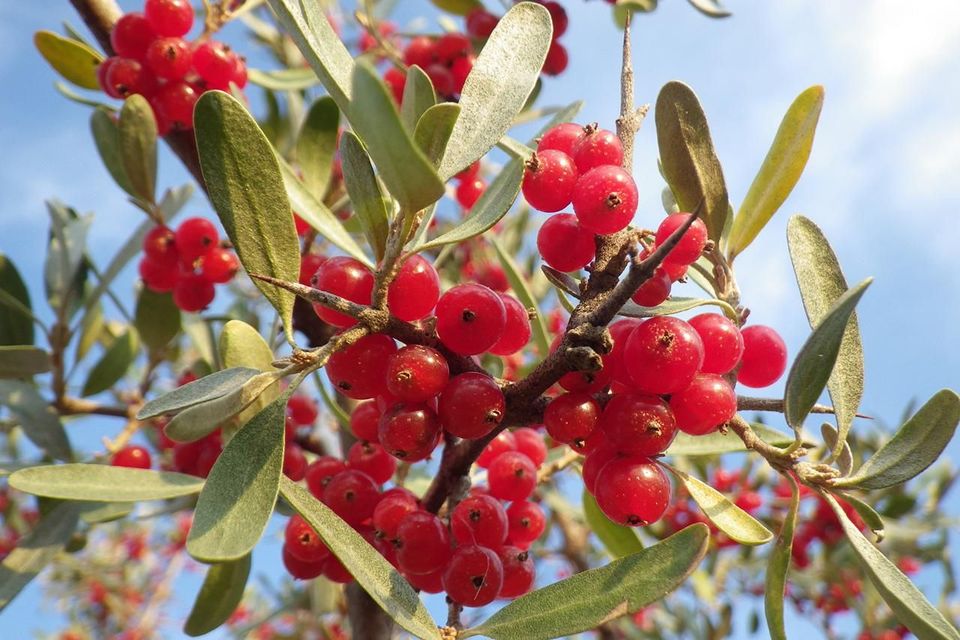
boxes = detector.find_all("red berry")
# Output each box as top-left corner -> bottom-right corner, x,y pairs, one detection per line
305,456 -> 346,498
424,63 -> 455,96
438,372 -> 505,439
139,257 -> 178,292
456,161 -> 481,181
512,427 -> 547,468
606,318 -> 642,388
451,54 -> 475,93
488,451 -> 537,501
322,470 -> 380,526
192,40 -> 236,90
522,150 -> 579,213
153,80 -> 199,130
599,392 -> 677,455
506,501 -> 546,546
476,430 -> 517,468
384,67 -> 406,104
112,445 -> 152,469
231,55 -> 248,88
670,374 -> 737,435
175,218 -> 219,261
542,40 -> 568,76
593,456 -> 671,526
435,284 -> 506,355
299,253 -> 326,285
538,122 -> 585,156
582,444 -> 621,494
346,441 -> 396,484
489,294 -> 531,356
498,546 -> 535,598
630,268 -> 672,307
403,36 -> 437,68
456,177 -> 486,209
378,403 -> 441,462
282,545 -> 325,579
349,401 -> 381,442
373,490 -> 419,540
571,127 -> 623,172
655,213 -> 709,267
396,511 -> 451,575
737,325 -> 787,388
199,247 -> 238,283
451,494 -> 508,549
549,333 -> 612,394
385,345 -> 449,403
286,395 -> 318,426
111,13 -> 156,60
536,213 -> 595,273
97,57 -> 122,98
311,256 -> 374,328
435,32 -> 472,64
326,333 -> 396,399
735,490 -> 763,514
144,0 -> 195,37
172,273 -> 215,312
572,165 -> 638,234
283,443 -> 308,481
543,1 -> 568,36
405,568 -> 445,593
543,392 -> 600,447
387,255 -> 440,321
688,313 -> 744,374
466,9 -> 499,39
284,514 -> 331,563
105,57 -> 157,98
443,545 -> 503,607
145,37 -> 192,81
625,316 -> 704,394
322,554 -> 353,583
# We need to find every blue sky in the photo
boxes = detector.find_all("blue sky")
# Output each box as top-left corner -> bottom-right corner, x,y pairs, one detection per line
0,0 -> 958,637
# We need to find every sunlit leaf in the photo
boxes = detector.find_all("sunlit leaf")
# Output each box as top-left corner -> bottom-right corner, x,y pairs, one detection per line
138,367 -> 262,419
9,464 -> 203,501
582,490 -> 643,559
248,67 -> 320,91
34,30 -> 102,89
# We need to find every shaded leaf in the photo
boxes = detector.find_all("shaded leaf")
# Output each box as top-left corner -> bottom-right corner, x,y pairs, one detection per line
0,346 -> 50,378
44,202 -> 90,317
248,67 -> 320,90
820,423 -> 853,476
835,390 -> 959,490
9,464 -> 203,501
655,81 -> 729,241
462,524 -> 709,640
492,238 -> 550,355
184,554 -> 251,636
400,65 -> 437,133
75,304 -> 104,361
77,501 -> 133,524
119,94 -> 158,204
414,103 -> 460,167
727,87 -> 824,259
135,289 -> 180,352
540,266 -> 580,298
296,96 -> 339,200
497,135 -> 534,160
0,381 -> 72,460
582,490 -> 643,559
620,296 -> 737,321
438,2 -> 553,180
430,0 -> 481,15
340,132 -> 391,262
138,367 -> 262,419
34,30 -> 102,89
91,109 -> 135,196
784,278 -> 872,432
195,91 -> 300,341
666,423 -> 794,456
54,81 -> 115,109
280,477 -> 442,640
834,492 -> 885,539
0,254 -> 34,346
765,474 -> 798,640
81,328 -> 139,397
686,0 -> 731,18
788,215 -> 864,458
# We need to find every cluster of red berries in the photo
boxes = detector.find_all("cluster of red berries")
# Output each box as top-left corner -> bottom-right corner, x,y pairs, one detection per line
138,217 -> 239,312
466,1 -> 570,76
791,495 -> 865,569
97,0 -> 248,134
0,490 -> 38,562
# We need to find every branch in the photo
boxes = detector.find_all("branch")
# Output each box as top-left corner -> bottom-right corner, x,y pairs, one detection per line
737,396 -> 873,419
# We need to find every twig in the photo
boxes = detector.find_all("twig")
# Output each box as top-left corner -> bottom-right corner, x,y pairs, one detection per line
737,396 -> 873,419
537,449 -> 581,484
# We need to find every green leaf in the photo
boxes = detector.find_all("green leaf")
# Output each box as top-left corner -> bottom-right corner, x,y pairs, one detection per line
77,501 -> 133,524
265,0 -> 355,111
498,135 -> 535,160
90,109 -> 135,196
619,296 -> 737,321
655,83 -> 729,241
0,347 -> 50,378
788,215 -> 864,458
784,278 -> 872,432
184,554 -> 251,636
582,490 -> 643,558
430,0 -> 481,15
823,492 -> 960,640
727,86 -> 824,259
44,202 -> 91,317
0,500 -> 80,612
413,160 -> 523,252
0,254 -> 34,346
296,96 -> 339,200
54,81 -> 114,109
0,381 -> 71,461
340,132 -> 391,262
9,464 -> 203,501
75,304 -> 103,362
119,95 -> 158,204
195,91 -> 300,342
33,30 -> 102,90
414,103 -> 461,167
686,0 -> 731,17
663,464 -> 772,545
834,390 -> 960,490
279,158 -> 374,267
463,524 -> 709,640
81,328 -> 139,397
400,66 -> 437,133
187,394 -> 287,563
666,423 -> 794,456
350,62 -> 445,214
820,423 -> 853,476
248,67 -> 320,91
138,367 -> 262,419
492,238 -> 549,355
834,492 -> 885,539
438,2 -> 553,180
279,477 -> 442,640
765,474 -> 798,640
134,289 -> 181,353
220,320 -> 275,372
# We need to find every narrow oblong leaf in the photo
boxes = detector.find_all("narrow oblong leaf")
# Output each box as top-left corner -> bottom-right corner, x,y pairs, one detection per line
664,465 -> 772,545
195,91 -> 300,341
666,423 -> 794,456
340,132 -> 390,262
77,501 -> 133,524
784,278 -> 872,432
492,238 -> 549,355
0,346 -> 50,378
788,215 -> 864,458
81,328 -> 139,397
414,103 -> 461,167
834,492 -> 885,539
728,86 -> 824,259
248,67 -> 320,91
765,474 -> 798,640
0,254 -> 34,346
296,96 -> 339,200
134,289 -> 181,352
350,61 -> 445,213
619,296 -> 738,321
187,395 -> 287,563
90,109 -> 134,196
280,477 -> 442,640
9,464 -> 203,502
0,381 -> 72,461
497,135 -> 535,160
137,367 -> 262,419
34,30 -> 102,89
119,94 -> 158,204
582,490 -> 643,559
438,2 -> 553,180
835,390 -> 960,490
184,554 -> 251,636
462,524 -> 709,640
823,492 -> 960,640
44,203 -> 90,317
400,66 -> 437,133
0,500 -> 80,612
820,423 -> 853,476
655,81 -> 729,241
686,0 -> 731,18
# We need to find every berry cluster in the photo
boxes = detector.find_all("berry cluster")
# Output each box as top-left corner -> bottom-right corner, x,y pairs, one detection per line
467,1 -> 570,76
97,0 -> 248,134
138,217 -> 239,312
